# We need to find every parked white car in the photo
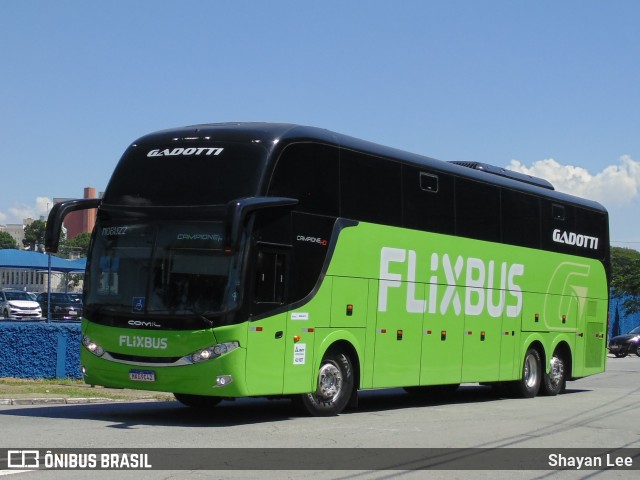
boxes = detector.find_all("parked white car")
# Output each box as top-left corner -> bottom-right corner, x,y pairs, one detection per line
0,289 -> 43,320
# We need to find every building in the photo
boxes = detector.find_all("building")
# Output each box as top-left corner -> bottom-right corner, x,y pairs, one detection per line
54,187 -> 100,240
0,223 -> 27,247
1,186 -> 101,248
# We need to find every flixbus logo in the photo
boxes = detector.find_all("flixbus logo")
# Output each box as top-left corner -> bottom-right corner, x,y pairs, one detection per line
119,335 -> 168,350
378,247 -> 525,318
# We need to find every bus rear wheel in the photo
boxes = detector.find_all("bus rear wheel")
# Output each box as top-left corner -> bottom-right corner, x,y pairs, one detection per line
510,347 -> 542,398
298,350 -> 354,416
174,393 -> 222,409
541,351 -> 566,396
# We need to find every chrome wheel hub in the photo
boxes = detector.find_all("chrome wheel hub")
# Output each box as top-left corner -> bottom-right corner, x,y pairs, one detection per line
317,362 -> 343,400
548,356 -> 564,386
524,354 -> 539,388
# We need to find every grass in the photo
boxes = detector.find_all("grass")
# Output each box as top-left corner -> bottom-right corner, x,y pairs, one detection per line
0,377 -> 173,401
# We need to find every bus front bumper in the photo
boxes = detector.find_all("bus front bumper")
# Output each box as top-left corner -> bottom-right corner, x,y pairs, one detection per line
80,347 -> 249,398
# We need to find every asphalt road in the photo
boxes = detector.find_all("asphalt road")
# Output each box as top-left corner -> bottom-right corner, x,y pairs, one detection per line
0,356 -> 638,479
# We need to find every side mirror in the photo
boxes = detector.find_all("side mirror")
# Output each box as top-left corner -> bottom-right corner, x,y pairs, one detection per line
45,198 -> 101,253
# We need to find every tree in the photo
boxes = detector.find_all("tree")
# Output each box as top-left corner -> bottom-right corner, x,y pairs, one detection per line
0,231 -> 18,249
22,220 -> 47,251
610,246 -> 640,314
59,232 -> 91,258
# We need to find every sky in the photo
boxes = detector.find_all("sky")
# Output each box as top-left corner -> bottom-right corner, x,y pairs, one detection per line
1,0 -> 639,248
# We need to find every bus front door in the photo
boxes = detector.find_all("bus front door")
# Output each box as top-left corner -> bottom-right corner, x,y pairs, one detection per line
245,250 -> 288,395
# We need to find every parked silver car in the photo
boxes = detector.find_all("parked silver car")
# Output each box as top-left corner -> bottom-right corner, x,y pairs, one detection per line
0,289 -> 43,320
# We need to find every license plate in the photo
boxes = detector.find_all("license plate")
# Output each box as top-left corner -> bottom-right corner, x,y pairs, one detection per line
69,310 -> 77,316
129,370 -> 156,382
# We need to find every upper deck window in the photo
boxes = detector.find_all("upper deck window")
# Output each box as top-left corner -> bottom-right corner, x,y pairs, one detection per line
340,149 -> 401,226
268,143 -> 339,216
103,141 -> 268,206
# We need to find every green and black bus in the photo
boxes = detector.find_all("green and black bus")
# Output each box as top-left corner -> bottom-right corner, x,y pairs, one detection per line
46,123 -> 610,416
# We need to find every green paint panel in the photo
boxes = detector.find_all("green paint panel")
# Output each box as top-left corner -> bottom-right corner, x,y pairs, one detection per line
372,296 -> 423,388
84,323 -> 215,356
461,312 -> 502,383
585,322 -> 606,370
245,313 -> 286,395
420,309 -> 464,386
499,314 -> 520,381
331,277 -> 368,328
282,311 -> 317,393
83,219 -> 608,397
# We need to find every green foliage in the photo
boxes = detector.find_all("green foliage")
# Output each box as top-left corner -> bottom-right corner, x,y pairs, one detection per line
610,247 -> 640,314
59,232 -> 91,258
22,220 -> 47,251
0,231 -> 18,249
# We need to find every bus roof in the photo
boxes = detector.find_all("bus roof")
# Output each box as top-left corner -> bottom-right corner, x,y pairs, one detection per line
131,122 -> 607,214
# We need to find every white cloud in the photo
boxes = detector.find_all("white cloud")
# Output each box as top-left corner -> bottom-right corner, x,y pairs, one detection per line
508,155 -> 640,207
1,196 -> 53,224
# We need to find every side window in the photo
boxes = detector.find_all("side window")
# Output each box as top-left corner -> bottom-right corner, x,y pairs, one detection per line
403,166 -> 455,234
541,201 -> 576,254
268,143 -> 339,217
455,178 -> 501,242
553,204 -> 566,221
340,149 -> 402,226
501,189 -> 541,248
253,250 -> 286,305
574,208 -> 608,260
541,201 -> 605,259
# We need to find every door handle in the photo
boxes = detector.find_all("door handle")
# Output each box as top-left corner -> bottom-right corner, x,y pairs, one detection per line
275,331 -> 283,339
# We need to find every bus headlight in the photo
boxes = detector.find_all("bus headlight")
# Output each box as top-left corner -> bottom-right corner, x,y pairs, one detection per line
82,335 -> 105,357
189,341 -> 240,364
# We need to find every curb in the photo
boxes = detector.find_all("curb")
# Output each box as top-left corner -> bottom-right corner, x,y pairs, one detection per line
0,397 -> 167,406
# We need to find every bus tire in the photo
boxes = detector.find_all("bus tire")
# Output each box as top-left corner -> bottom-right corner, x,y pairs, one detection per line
541,351 -> 566,396
510,347 -> 542,398
298,350 -> 354,417
174,393 -> 222,409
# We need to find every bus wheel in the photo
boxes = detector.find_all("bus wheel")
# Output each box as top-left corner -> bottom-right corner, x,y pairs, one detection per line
173,393 -> 222,409
541,352 -> 566,396
298,351 -> 354,416
510,348 -> 542,398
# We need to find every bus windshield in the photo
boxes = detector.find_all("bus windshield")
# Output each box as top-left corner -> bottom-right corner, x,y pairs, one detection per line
86,220 -> 234,317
